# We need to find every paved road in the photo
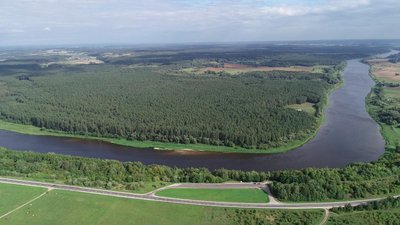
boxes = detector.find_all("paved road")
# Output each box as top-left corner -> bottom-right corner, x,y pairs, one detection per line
0,177 -> 397,209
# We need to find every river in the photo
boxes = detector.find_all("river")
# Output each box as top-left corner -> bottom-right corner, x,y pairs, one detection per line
0,55 -> 389,171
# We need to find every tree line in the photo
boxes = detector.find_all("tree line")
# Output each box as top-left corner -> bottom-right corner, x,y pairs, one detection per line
1,147 -> 399,201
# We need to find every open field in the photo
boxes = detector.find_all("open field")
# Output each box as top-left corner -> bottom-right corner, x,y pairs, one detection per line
381,124 -> 400,149
0,183 -> 46,216
182,63 -> 315,75
368,59 -> 400,83
286,102 -> 316,114
155,188 -> 269,203
0,183 -> 324,225
384,87 -> 400,99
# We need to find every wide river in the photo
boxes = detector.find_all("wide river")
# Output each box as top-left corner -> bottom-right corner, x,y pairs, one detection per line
0,54 -> 392,171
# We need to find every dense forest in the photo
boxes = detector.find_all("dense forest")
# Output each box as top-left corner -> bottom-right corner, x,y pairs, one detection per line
0,59 -> 343,150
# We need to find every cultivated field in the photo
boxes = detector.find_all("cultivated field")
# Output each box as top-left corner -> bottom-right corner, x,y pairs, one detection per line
368,59 -> 400,82
183,63 -> 315,75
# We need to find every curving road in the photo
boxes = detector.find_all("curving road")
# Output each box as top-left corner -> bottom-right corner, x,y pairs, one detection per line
1,177 -> 397,209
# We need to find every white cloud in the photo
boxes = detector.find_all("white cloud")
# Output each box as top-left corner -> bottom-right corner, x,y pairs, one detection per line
0,0 -> 398,45
259,0 -> 370,17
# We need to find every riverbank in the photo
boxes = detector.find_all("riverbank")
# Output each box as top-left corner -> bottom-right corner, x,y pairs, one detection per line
365,51 -> 400,151
0,119 -> 316,154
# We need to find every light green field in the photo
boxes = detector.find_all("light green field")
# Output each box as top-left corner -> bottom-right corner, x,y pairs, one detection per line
155,188 -> 269,203
327,209 -> 400,225
381,124 -> 400,149
286,102 -> 316,114
384,87 -> 400,99
0,184 -> 324,225
0,119 -> 314,154
0,183 -> 46,215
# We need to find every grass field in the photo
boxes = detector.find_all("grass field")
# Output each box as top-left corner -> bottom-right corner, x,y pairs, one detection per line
0,183 -> 46,216
381,124 -> 400,149
327,209 -> 400,225
286,102 -> 316,114
0,183 -> 324,225
0,119 -> 315,154
155,188 -> 269,203
384,87 -> 400,99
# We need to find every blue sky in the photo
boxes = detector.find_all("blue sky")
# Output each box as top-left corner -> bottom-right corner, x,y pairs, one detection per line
0,0 -> 399,46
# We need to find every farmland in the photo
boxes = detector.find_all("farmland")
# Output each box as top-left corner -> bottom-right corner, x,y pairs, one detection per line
181,63 -> 314,75
368,59 -> 400,83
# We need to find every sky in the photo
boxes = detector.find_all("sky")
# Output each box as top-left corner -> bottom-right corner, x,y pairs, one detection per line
0,0 -> 399,46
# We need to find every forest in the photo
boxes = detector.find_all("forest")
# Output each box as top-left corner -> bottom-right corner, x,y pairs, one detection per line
93,44 -> 388,67
269,152 -> 400,201
0,45 -> 356,150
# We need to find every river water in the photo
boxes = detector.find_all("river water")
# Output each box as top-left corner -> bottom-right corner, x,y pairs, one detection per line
0,56 -> 389,171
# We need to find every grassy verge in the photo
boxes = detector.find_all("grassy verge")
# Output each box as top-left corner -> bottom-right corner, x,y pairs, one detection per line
155,188 -> 269,203
0,183 -> 324,225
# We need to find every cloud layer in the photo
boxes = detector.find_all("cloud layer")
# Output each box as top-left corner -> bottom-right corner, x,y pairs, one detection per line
0,0 -> 399,46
